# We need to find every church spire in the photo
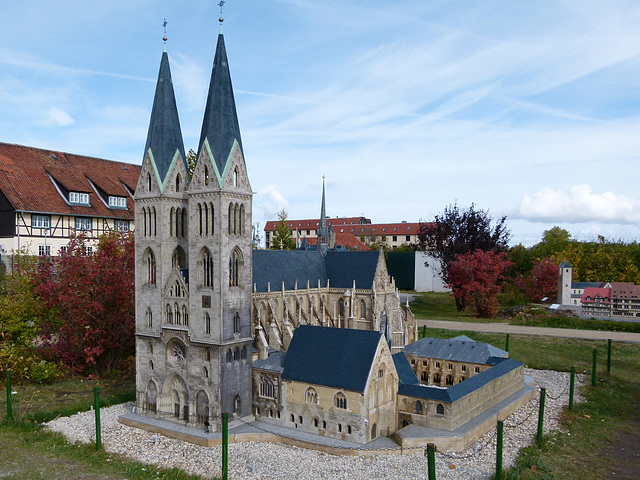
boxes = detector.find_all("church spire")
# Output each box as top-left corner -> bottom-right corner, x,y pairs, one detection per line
197,29 -> 244,181
143,32 -> 187,188
318,176 -> 328,255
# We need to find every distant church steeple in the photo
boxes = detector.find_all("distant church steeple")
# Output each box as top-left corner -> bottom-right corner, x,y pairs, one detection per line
318,176 -> 328,255
197,27 -> 244,185
143,26 -> 187,190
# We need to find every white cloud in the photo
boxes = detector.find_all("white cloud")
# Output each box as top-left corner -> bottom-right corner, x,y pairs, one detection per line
41,106 -> 74,127
253,184 -> 290,229
513,185 -> 640,223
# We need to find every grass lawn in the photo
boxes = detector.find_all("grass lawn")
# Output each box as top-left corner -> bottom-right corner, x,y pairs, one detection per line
0,375 -> 204,480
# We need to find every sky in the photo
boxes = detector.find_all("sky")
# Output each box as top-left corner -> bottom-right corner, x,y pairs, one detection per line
1,0 -> 640,247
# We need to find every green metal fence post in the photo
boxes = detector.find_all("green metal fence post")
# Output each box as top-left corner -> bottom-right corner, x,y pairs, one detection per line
537,387 -> 546,443
94,386 -> 101,450
607,339 -> 612,374
505,334 -> 510,353
569,366 -> 575,412
222,412 -> 228,480
427,443 -> 436,480
496,420 -> 504,480
592,347 -> 597,388
6,371 -> 13,421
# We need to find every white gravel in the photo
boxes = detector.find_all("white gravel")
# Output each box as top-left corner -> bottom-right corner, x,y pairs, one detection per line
45,369 -> 585,480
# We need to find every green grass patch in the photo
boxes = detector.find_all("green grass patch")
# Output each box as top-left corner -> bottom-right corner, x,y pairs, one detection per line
510,314 -> 640,333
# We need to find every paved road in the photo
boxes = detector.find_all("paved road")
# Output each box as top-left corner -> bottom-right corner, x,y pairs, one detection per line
418,319 -> 640,344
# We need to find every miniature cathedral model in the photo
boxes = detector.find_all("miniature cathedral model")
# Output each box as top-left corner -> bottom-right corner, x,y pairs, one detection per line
134,28 -> 253,429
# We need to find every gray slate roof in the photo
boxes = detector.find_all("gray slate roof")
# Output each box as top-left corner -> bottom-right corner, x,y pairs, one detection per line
252,250 -> 380,293
281,325 -> 382,392
397,356 -> 523,403
198,33 -> 244,177
253,352 -> 285,373
404,337 -> 507,365
144,51 -> 186,184
559,261 -> 571,268
392,351 -> 419,385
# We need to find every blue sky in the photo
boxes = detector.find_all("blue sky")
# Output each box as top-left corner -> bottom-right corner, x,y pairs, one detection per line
2,1 -> 640,246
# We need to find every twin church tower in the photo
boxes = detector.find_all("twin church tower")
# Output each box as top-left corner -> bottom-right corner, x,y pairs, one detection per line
134,27 -> 253,428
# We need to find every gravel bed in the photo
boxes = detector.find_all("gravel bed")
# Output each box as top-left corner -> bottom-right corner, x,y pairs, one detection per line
45,369 -> 585,479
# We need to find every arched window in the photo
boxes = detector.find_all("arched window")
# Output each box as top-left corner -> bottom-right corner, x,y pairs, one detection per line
144,249 -> 156,284
415,401 -> 423,414
433,373 -> 441,384
175,208 -> 181,237
165,304 -> 173,324
203,203 -> 209,235
205,313 -> 211,334
152,207 -> 157,236
305,387 -> 318,404
233,312 -> 240,334
147,173 -> 152,191
143,208 -> 147,236
371,423 -> 377,439
260,376 -> 275,399
176,174 -> 181,192
228,203 -> 233,234
234,203 -> 239,235
204,166 -> 209,186
436,404 -> 445,415
202,248 -> 214,288
182,305 -> 189,326
233,167 -> 238,187
420,372 -> 428,382
360,299 -> 366,318
198,203 -> 203,235
196,391 -> 209,425
172,246 -> 185,270
233,395 -> 241,415
146,308 -> 153,327
174,303 -> 180,325
241,346 -> 247,359
209,203 -> 215,234
149,360 -> 154,370
226,349 -> 232,363
334,392 -> 347,410
239,204 -> 245,235
446,375 -> 454,386
229,248 -> 242,287
170,207 -> 175,236
234,347 -> 239,361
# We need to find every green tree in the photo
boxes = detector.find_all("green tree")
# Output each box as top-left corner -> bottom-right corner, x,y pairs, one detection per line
186,148 -> 197,179
270,210 -> 296,250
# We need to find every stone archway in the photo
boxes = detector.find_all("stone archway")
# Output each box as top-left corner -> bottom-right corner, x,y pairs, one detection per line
161,373 -> 190,422
196,390 -> 209,425
145,380 -> 158,413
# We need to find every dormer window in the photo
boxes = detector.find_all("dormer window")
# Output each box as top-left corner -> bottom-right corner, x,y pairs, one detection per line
69,192 -> 90,205
108,196 -> 127,208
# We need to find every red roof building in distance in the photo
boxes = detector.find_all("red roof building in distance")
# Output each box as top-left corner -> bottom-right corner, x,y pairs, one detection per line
580,286 -> 612,319
610,282 -> 640,318
264,215 -> 428,250
0,142 -> 141,258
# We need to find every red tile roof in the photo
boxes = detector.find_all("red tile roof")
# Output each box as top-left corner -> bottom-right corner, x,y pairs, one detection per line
0,143 -> 141,219
301,233 -> 371,251
581,287 -> 612,304
264,217 -> 370,231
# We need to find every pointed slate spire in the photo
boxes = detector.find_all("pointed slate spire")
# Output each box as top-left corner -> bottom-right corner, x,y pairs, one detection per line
144,49 -> 187,187
198,32 -> 244,178
318,176 -> 328,255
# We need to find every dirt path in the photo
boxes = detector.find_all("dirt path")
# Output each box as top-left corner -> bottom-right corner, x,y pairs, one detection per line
418,319 -> 640,343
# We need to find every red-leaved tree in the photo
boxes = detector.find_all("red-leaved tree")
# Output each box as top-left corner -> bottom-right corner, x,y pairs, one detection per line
447,249 -> 512,318
515,258 -> 558,302
33,232 -> 135,376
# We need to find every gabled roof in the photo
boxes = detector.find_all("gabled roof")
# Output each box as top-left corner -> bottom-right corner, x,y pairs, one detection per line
397,356 -> 523,403
0,142 -> 140,219
404,337 -> 507,365
198,32 -> 244,177
571,281 -> 601,289
610,282 -> 640,299
559,261 -> 571,268
143,50 -> 186,185
282,325 -> 383,392
251,249 -> 380,292
581,287 -> 611,304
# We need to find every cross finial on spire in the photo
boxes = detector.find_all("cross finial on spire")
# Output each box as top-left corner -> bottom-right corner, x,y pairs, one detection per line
218,1 -> 225,24
163,19 -> 168,43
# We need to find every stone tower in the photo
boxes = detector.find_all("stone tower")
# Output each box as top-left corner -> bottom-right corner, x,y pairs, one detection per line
558,261 -> 572,305
134,27 -> 252,430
